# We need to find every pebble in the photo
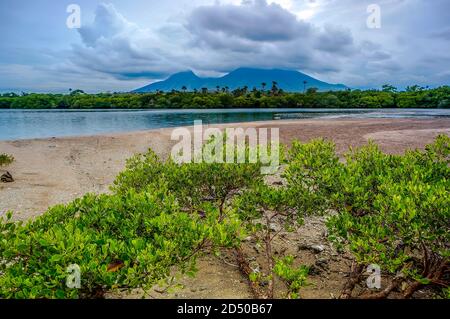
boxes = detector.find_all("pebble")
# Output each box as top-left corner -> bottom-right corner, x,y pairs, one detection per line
311,244 -> 325,253
1,171 -> 14,183
299,243 -> 325,253
269,223 -> 280,232
315,258 -> 329,267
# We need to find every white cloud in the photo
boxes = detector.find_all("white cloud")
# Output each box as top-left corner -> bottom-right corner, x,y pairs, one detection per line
66,1 -> 364,81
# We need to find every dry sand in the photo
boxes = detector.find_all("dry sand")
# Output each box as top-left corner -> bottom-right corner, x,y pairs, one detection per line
0,118 -> 449,299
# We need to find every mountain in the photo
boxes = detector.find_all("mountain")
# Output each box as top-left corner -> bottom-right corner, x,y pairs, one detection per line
133,68 -> 347,93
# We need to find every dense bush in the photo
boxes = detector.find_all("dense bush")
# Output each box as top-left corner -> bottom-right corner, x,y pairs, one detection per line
0,188 -> 241,298
286,136 -> 450,298
0,143 -> 264,298
112,148 -> 264,214
232,182 -> 308,298
112,145 -> 306,298
284,139 -> 343,215
330,136 -> 449,298
1,85 -> 449,109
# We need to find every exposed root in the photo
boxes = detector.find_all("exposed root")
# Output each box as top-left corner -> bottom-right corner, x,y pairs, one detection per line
339,262 -> 364,299
235,247 -> 268,299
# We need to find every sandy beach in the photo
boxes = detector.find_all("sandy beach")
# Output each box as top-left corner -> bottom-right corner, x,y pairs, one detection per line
1,118 -> 449,221
1,117 -> 449,299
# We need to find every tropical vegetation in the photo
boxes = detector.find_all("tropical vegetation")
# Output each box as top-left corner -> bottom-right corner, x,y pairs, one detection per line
0,136 -> 448,299
0,85 -> 449,109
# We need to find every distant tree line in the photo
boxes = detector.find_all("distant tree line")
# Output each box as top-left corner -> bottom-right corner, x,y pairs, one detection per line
1,84 -> 449,109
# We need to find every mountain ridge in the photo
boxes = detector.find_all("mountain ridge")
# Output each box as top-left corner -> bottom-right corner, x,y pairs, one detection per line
134,68 -> 347,93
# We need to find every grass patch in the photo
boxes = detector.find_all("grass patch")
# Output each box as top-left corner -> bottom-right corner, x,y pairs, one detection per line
0,153 -> 14,167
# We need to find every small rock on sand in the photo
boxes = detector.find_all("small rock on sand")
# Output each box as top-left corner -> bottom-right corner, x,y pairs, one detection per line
1,171 -> 14,183
299,243 -> 325,253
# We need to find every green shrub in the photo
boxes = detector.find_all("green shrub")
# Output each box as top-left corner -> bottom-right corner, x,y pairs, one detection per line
0,187 -> 241,298
112,144 -> 304,298
332,136 -> 449,298
112,147 -> 264,214
274,256 -> 309,299
285,135 -> 449,298
0,153 -> 14,167
232,183 -> 302,298
113,142 -> 310,299
1,144 -> 261,299
284,138 -> 343,215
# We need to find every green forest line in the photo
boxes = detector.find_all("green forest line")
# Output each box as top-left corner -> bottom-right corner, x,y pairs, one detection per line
1,85 -> 449,109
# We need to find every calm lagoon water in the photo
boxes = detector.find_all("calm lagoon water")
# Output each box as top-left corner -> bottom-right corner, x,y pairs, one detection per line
0,108 -> 449,141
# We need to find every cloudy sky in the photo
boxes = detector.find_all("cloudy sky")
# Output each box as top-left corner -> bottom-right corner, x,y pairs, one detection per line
0,0 -> 449,93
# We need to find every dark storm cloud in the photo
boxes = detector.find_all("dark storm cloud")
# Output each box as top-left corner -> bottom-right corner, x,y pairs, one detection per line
183,0 -> 358,75
313,25 -> 354,53
187,0 -> 311,42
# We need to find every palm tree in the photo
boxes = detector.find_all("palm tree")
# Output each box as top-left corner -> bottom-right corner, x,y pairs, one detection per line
181,86 -> 187,93
261,82 -> 267,91
271,81 -> 278,95
303,80 -> 308,93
